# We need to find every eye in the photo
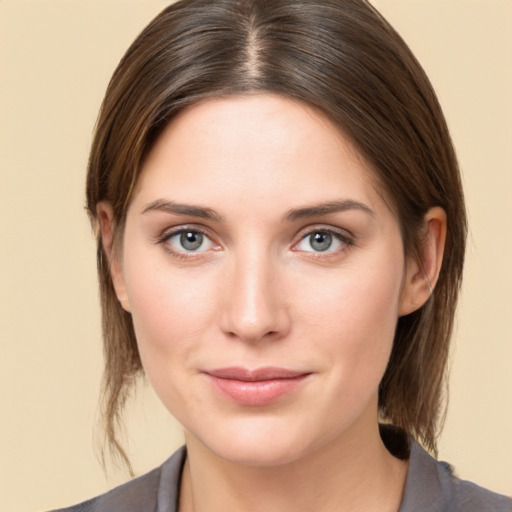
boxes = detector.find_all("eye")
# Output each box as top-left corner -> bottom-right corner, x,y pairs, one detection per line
163,229 -> 215,253
294,230 -> 350,254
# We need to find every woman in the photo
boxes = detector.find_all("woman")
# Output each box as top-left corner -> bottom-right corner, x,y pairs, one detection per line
53,0 -> 511,510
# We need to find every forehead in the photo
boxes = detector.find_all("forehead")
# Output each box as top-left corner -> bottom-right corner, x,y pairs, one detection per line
134,94 -> 384,205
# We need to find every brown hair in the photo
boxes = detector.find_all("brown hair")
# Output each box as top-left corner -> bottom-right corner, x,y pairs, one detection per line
87,0 -> 466,470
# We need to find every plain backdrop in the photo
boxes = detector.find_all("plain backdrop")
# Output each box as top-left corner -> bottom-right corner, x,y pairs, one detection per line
0,1 -> 511,511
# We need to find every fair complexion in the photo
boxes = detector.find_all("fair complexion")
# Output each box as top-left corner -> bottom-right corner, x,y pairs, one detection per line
99,94 -> 446,512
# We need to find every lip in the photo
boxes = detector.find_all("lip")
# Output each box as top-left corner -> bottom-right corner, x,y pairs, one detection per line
203,366 -> 310,406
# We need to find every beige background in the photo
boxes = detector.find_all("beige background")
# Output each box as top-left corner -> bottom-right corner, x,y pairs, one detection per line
0,1 -> 510,510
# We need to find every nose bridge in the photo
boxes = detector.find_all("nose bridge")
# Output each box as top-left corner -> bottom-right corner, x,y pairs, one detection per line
221,242 -> 288,342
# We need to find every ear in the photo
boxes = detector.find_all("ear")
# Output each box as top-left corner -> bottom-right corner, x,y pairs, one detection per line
96,201 -> 131,312
399,207 -> 447,316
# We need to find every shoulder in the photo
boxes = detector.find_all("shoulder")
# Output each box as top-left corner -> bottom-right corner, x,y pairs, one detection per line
400,439 -> 511,512
449,476 -> 512,511
48,447 -> 186,512
48,467 -> 162,512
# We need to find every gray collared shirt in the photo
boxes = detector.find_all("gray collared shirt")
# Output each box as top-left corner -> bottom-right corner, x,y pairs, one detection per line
52,441 -> 511,511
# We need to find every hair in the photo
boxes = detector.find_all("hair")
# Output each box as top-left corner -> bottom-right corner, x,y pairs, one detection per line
86,0 -> 467,471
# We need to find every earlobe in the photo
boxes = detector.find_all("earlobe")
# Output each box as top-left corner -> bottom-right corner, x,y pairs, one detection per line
96,202 -> 131,312
399,207 -> 447,316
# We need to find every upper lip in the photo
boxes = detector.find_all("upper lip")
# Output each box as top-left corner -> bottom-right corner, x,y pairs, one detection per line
204,367 -> 309,381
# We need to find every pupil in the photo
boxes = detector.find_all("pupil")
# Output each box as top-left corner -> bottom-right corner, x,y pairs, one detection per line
180,231 -> 203,250
311,232 -> 332,252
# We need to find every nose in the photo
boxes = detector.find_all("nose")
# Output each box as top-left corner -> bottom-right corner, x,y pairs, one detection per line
219,249 -> 291,343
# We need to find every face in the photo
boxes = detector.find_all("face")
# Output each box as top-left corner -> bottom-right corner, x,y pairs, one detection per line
106,95 -> 423,466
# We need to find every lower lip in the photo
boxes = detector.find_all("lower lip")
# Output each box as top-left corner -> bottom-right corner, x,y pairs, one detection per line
207,375 -> 308,406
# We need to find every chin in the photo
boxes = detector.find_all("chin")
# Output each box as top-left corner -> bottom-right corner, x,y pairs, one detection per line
186,416 -> 324,468
215,440 -> 309,468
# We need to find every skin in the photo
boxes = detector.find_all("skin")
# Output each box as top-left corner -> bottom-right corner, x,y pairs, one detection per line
99,94 -> 446,512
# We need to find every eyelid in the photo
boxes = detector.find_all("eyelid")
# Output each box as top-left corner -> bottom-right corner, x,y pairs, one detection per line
293,224 -> 354,243
156,225 -> 221,257
154,223 -> 354,259
154,219 -> 215,238
291,225 -> 355,254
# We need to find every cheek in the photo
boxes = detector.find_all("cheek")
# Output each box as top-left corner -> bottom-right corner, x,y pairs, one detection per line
295,254 -> 404,375
122,250 -> 219,367
123,262 -> 222,420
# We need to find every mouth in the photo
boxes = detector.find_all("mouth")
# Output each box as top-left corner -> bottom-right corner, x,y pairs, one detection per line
203,367 -> 311,406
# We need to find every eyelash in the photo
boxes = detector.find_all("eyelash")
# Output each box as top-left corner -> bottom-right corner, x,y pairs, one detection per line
156,226 -> 218,260
292,228 -> 354,257
156,226 -> 354,260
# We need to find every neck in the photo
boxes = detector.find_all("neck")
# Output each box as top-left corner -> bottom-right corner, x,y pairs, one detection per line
179,416 -> 408,512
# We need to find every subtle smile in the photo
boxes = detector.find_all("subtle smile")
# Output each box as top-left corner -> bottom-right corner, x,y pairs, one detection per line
203,367 -> 311,406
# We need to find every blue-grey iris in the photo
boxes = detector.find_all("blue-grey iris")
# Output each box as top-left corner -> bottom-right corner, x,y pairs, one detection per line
181,231 -> 203,251
310,232 -> 332,252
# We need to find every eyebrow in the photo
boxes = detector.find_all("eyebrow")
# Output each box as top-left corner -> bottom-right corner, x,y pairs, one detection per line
141,198 -> 374,223
142,199 -> 224,222
284,200 -> 375,222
